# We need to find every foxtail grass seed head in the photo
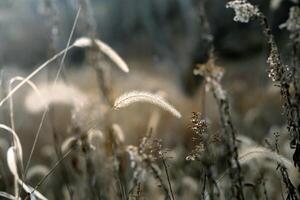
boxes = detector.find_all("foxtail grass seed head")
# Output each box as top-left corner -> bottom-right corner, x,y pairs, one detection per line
7,147 -> 19,180
0,124 -> 23,165
113,91 -> 182,118
74,37 -> 129,73
73,37 -> 93,47
61,136 -> 78,153
88,129 -> 105,144
7,145 -> 48,200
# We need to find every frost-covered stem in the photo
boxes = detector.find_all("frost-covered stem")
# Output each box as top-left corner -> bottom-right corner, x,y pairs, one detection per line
40,0 -> 66,81
256,11 -> 300,168
78,0 -> 114,105
80,131 -> 102,200
205,165 -> 220,200
95,63 -> 113,105
290,34 -> 300,156
136,183 -> 142,200
262,178 -> 269,200
128,135 -> 151,197
256,12 -> 285,80
145,158 -> 171,200
77,4 -> 130,104
201,81 -> 207,117
202,169 -> 216,200
49,1 -> 60,58
233,6 -> 300,196
214,97 -> 244,200
278,165 -> 298,200
110,127 -> 127,200
75,8 -> 129,104
78,0 -> 97,37
201,173 -> 207,200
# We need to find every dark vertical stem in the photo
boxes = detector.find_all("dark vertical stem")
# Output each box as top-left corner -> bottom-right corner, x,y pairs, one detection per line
262,178 -> 269,200
146,158 -> 171,200
201,81 -> 207,118
201,173 -> 207,200
212,93 -> 245,200
162,158 -> 175,200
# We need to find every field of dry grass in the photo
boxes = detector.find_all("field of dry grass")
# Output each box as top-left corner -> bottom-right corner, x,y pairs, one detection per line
0,0 -> 300,200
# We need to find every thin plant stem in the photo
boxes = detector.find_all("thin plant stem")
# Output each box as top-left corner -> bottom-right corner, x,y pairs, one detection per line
162,158 -> 175,200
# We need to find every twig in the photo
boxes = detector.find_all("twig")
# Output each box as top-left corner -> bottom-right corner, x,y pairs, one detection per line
24,148 -> 73,200
162,158 -> 175,200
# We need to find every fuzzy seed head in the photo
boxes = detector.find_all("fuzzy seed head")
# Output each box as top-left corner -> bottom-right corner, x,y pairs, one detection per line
113,91 -> 182,118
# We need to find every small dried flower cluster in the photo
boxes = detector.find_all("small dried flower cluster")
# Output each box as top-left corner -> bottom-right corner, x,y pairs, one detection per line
140,138 -> 166,160
194,59 -> 226,100
226,0 -> 259,23
126,137 -> 165,182
186,113 -> 219,161
280,6 -> 300,39
194,57 -> 244,198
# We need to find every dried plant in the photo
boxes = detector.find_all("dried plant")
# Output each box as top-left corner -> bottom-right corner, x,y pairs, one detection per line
0,124 -> 47,200
74,37 -> 130,73
227,0 -> 300,170
186,112 -> 220,161
186,112 -> 220,200
1,1 -> 300,200
126,135 -> 173,200
194,58 -> 245,200
226,2 -> 300,198
226,0 -> 259,23
280,6 -> 300,41
113,91 -> 181,118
